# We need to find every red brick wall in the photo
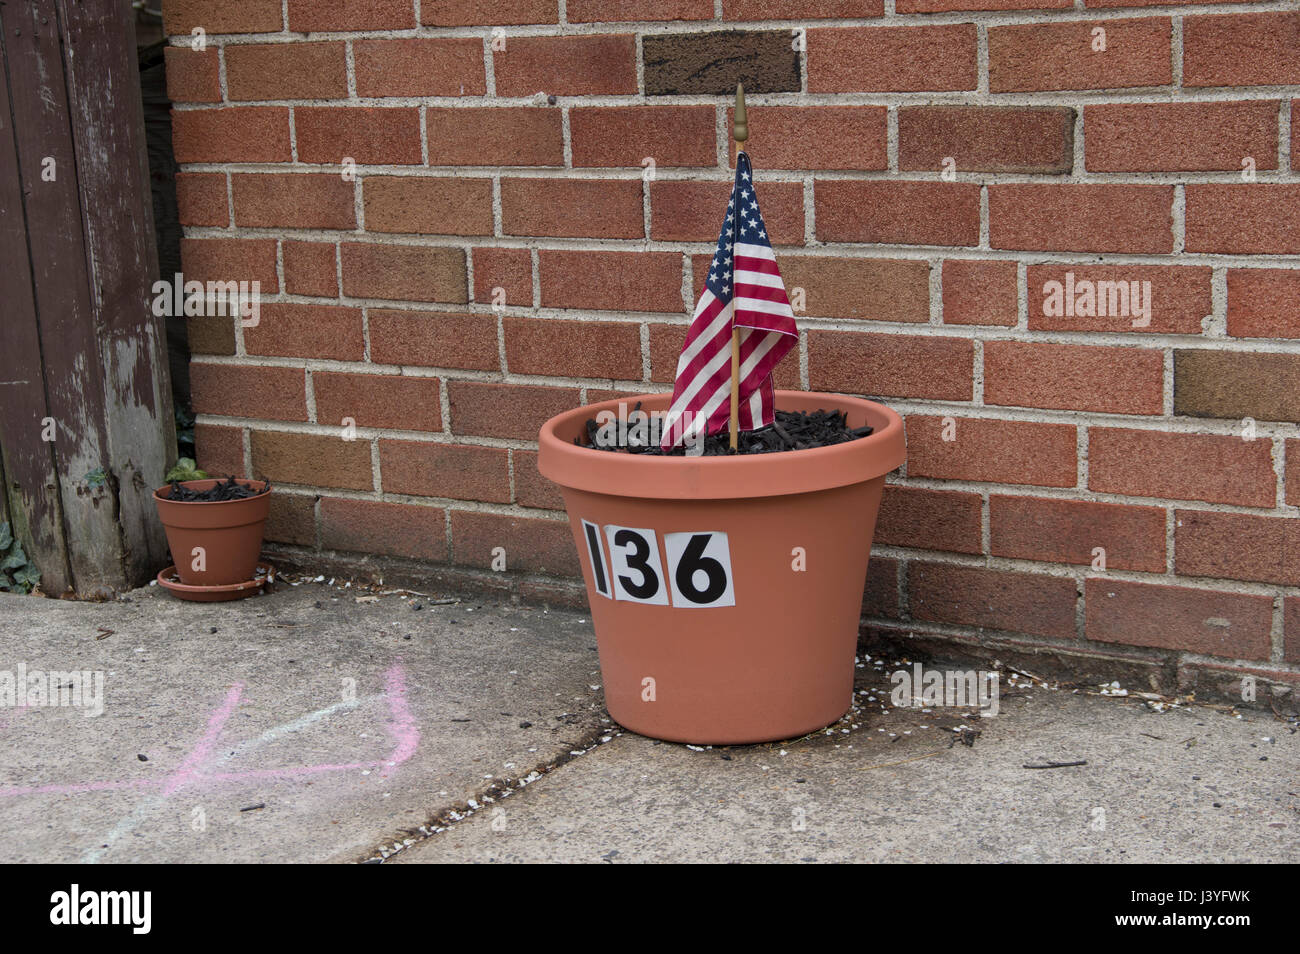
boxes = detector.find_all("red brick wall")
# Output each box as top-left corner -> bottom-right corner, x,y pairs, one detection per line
165,1 -> 1300,692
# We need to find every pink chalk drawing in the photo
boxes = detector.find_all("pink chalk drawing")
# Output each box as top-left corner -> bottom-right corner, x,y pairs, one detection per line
384,663 -> 419,766
0,663 -> 418,800
162,683 -> 244,796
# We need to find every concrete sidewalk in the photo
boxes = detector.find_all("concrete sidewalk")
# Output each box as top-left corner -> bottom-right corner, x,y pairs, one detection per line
1,580 -> 1295,863
0,580 -> 609,863
398,680 -> 1298,864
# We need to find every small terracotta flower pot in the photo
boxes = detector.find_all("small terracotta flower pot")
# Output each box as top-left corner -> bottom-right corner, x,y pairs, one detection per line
153,479 -> 271,587
539,390 -> 906,745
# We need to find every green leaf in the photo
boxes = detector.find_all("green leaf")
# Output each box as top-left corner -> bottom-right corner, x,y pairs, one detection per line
84,467 -> 108,489
1,544 -> 26,571
12,564 -> 39,591
0,522 -> 11,552
164,458 -> 209,482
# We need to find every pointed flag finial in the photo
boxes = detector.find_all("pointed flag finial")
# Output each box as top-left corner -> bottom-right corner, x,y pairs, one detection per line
733,83 -> 748,151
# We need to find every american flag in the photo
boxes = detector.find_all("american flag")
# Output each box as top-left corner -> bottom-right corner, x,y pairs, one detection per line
660,151 -> 797,450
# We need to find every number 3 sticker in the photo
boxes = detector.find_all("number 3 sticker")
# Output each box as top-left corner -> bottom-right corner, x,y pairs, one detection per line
604,526 -> 669,605
664,531 -> 734,608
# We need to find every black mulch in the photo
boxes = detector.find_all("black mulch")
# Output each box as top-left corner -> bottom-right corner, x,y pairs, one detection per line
577,405 -> 874,456
163,476 -> 270,501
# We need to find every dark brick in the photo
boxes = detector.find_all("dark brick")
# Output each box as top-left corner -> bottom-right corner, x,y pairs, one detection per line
1174,350 -> 1300,423
643,30 -> 801,95
186,316 -> 236,355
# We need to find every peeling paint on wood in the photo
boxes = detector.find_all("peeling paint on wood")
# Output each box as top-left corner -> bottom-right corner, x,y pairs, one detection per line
0,28 -> 74,597
61,0 -> 176,581
0,1 -> 174,596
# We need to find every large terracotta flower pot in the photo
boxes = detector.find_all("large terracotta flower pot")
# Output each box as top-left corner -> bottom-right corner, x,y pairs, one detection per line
153,479 -> 271,587
539,390 -> 906,745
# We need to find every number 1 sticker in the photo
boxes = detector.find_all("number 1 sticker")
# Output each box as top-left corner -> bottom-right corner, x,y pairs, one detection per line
581,519 -> 610,599
604,526 -> 669,605
664,531 -> 734,608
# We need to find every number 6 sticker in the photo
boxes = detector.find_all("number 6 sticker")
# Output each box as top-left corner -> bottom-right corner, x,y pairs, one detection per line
604,525 -> 669,605
664,531 -> 735,608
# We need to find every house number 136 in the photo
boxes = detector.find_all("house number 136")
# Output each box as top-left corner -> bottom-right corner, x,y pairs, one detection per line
581,521 -> 736,608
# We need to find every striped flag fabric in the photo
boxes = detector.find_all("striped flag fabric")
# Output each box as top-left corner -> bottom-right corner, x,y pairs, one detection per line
660,151 -> 798,450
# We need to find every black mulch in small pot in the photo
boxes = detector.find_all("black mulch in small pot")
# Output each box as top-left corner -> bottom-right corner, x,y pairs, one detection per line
163,477 -> 272,502
578,405 -> 874,456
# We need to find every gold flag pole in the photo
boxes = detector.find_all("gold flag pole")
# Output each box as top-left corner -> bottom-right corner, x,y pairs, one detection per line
729,84 -> 747,452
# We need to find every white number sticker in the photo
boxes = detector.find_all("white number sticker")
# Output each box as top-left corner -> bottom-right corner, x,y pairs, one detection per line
581,523 -> 734,608
663,531 -> 735,608
603,525 -> 669,605
581,519 -> 610,599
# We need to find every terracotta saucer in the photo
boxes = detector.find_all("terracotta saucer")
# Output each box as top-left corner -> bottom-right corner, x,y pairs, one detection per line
157,561 -> 275,602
